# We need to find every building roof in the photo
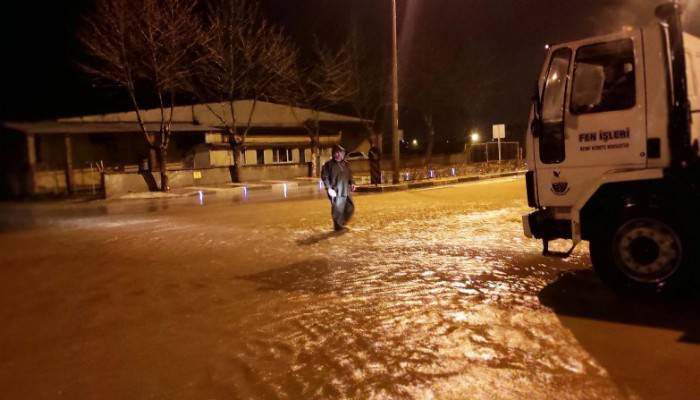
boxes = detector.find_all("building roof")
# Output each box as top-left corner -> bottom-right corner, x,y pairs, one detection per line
3,100 -> 367,136
58,100 -> 365,127
2,121 -> 221,135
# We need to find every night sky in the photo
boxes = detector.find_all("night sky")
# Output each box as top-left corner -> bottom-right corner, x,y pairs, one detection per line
3,0 -> 700,146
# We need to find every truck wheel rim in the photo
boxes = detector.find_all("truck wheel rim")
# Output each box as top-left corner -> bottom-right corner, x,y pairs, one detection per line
613,218 -> 681,283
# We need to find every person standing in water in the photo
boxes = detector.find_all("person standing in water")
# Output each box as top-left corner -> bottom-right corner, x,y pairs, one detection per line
321,144 -> 356,231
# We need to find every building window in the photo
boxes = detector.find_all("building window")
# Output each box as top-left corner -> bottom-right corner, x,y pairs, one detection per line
272,148 -> 293,163
299,148 -> 305,163
539,47 -> 572,164
256,149 -> 265,165
570,39 -> 635,114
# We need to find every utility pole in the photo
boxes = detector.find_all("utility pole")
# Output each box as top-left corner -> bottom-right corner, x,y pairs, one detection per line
391,0 -> 400,184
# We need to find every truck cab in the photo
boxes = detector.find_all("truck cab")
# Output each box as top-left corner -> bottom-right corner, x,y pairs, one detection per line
523,2 -> 700,291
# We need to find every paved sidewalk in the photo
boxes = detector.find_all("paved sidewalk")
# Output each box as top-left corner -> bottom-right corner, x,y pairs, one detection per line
355,170 -> 526,193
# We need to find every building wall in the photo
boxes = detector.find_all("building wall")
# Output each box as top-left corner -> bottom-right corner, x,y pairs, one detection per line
263,149 -> 273,164
0,130 -> 29,198
103,166 -> 233,198
33,132 -> 206,173
35,168 -> 102,194
238,163 -> 309,182
245,149 -> 257,165
210,149 -> 232,166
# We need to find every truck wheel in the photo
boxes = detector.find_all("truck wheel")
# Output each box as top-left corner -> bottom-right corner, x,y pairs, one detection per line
590,210 -> 692,292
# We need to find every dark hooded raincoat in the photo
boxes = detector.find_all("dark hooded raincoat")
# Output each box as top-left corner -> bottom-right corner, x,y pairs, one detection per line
321,158 -> 355,230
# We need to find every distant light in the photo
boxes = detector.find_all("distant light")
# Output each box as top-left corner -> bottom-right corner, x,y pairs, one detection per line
622,25 -> 634,33
318,180 -> 324,191
544,44 -> 550,50
198,191 -> 204,206
242,186 -> 248,201
470,132 -> 481,143
451,167 -> 456,176
283,183 -> 288,199
412,139 -> 418,147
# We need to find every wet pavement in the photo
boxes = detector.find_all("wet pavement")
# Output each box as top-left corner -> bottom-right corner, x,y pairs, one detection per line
1,177 -> 699,399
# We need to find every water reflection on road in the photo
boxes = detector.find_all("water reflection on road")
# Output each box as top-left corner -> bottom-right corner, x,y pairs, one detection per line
230,203 -> 620,399
0,183 -> 328,232
0,178 -> 660,398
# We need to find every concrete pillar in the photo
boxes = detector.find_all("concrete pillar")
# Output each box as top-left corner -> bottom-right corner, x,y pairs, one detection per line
64,134 -> 74,194
25,134 -> 37,195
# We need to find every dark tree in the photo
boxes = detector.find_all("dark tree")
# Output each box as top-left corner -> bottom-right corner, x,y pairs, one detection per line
289,39 -> 357,177
191,0 -> 298,181
79,0 -> 211,191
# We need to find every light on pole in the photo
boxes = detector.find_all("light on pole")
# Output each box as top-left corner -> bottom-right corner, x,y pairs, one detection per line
391,0 -> 400,184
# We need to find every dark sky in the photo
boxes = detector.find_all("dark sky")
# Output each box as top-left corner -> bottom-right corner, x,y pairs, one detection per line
3,0 -> 700,143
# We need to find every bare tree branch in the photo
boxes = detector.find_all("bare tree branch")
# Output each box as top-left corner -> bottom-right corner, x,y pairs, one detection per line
189,0 -> 298,181
79,0 -> 211,191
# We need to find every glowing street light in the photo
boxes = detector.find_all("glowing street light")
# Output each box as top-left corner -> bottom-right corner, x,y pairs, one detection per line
411,138 -> 418,147
470,132 -> 481,143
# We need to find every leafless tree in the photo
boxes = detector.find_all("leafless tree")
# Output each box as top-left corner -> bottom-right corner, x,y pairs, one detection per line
191,0 -> 298,181
289,39 -> 357,177
79,0 -> 210,191
402,39 -> 497,170
345,27 -> 388,151
452,52 -> 500,154
401,43 -> 453,170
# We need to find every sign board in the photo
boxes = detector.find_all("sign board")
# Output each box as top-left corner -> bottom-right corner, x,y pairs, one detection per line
492,124 -> 506,139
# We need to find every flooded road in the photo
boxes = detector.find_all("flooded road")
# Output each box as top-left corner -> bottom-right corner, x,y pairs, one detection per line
1,177 -> 698,399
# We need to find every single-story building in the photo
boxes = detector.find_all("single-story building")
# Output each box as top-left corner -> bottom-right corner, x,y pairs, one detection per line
1,100 -> 370,198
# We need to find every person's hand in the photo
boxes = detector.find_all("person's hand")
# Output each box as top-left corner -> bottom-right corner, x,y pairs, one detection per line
327,188 -> 337,198
351,184 -> 356,192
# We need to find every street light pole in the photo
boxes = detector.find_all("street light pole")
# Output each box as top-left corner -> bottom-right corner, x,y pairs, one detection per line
391,0 -> 400,184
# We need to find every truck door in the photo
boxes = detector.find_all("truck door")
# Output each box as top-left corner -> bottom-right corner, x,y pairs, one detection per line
535,32 -> 647,207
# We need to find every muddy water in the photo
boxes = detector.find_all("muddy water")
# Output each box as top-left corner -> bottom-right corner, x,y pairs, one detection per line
229,205 -> 621,399
0,178 -> 629,399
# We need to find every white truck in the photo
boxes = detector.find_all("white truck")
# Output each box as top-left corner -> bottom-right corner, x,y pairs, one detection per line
523,2 -> 700,292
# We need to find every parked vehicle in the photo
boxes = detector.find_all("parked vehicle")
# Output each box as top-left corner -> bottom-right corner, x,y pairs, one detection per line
345,151 -> 369,161
522,2 -> 700,292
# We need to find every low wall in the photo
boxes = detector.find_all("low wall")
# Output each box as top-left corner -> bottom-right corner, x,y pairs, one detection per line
104,163 -> 310,198
34,169 -> 102,194
104,167 -> 233,198
238,163 -> 309,181
43,154 -> 506,198
349,154 -> 469,173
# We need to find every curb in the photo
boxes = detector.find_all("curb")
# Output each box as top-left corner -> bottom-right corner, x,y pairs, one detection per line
355,170 -> 526,193
113,171 -> 526,200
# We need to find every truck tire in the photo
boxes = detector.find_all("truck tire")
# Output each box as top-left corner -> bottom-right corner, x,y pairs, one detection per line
589,208 -> 693,292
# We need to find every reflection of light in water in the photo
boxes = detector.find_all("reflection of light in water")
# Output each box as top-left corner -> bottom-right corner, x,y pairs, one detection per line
428,170 -> 435,178
404,173 -> 411,181
318,180 -> 324,191
209,188 -> 602,398
197,191 -> 204,206
451,168 -> 456,176
242,186 -> 249,202
283,183 -> 288,199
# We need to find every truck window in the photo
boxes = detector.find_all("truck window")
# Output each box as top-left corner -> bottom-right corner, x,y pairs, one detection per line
570,39 -> 635,114
540,47 -> 572,164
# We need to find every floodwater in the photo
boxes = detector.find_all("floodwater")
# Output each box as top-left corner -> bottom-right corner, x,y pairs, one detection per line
1,177 -> 698,399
